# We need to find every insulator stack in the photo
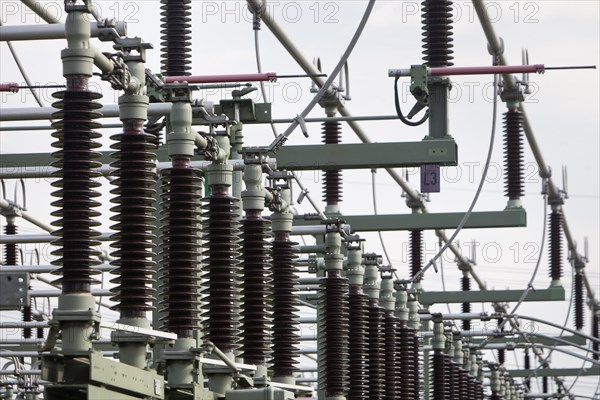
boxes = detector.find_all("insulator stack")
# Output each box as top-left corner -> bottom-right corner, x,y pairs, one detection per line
476,380 -> 484,399
201,184 -> 240,352
50,77 -> 103,293
22,305 -> 32,339
503,109 -> 524,200
412,331 -> 422,397
367,302 -> 385,400
347,286 -> 369,400
524,350 -> 531,391
421,0 -> 454,67
468,376 -> 476,399
491,393 -> 503,400
321,120 -> 343,206
3,223 -> 18,265
3,222 -> 28,337
160,0 -> 192,76
498,348 -> 505,365
445,356 -> 457,398
109,121 -> 158,317
592,313 -> 599,361
398,326 -> 417,398
542,376 -> 548,393
271,233 -> 300,377
573,273 -> 584,330
320,270 -> 349,397
410,230 -> 423,281
431,351 -> 447,400
158,166 -> 203,337
460,369 -> 469,399
383,311 -> 400,399
548,210 -> 563,281
240,211 -> 272,366
462,275 -> 471,331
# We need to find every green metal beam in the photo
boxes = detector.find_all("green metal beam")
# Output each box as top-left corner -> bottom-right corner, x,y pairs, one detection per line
506,366 -> 599,378
2,139 -> 456,172
270,139 -> 458,170
293,208 -> 527,231
471,334 -> 586,347
419,286 -> 565,306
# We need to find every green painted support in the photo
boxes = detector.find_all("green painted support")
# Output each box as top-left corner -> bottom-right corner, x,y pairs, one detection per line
471,334 -> 586,347
419,286 -> 565,306
293,208 -> 526,231
270,139 -> 457,170
506,366 -> 600,378
1,139 -> 456,173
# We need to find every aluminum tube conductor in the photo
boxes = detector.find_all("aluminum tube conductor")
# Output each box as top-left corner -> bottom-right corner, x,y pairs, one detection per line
0,21 -> 127,41
0,264 -> 114,273
0,103 -> 172,121
0,232 -> 113,244
290,224 -> 351,236
0,159 -> 277,179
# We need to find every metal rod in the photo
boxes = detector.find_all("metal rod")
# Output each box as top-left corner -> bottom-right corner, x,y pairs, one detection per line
289,224 -> 351,236
0,198 -> 54,232
0,370 -> 41,376
0,84 -> 65,92
543,65 -> 596,70
29,289 -> 113,297
0,103 -> 172,121
0,322 -> 49,329
0,21 -> 127,41
390,64 -> 595,78
0,264 -> 114,273
0,224 -> 335,243
418,312 -> 490,321
0,233 -> 113,244
0,351 -> 115,358
0,159 -> 277,179
166,72 -> 277,84
0,115 -> 402,132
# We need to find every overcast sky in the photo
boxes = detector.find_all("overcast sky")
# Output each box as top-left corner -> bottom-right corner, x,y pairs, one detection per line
1,0 -> 599,396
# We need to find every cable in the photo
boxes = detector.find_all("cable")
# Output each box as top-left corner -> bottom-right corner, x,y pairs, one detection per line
496,194 -> 548,333
254,29 -> 279,139
269,0 -> 377,150
394,76 -> 429,126
412,71 -> 500,283
0,22 -> 44,108
370,170 -> 393,267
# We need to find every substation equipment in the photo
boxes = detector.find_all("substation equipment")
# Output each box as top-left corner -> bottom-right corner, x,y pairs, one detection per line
0,0 -> 599,399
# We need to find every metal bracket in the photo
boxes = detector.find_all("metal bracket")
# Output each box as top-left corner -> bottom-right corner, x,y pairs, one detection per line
410,64 -> 430,105
163,83 -> 194,103
0,272 -> 29,310
64,0 -> 91,12
113,37 -> 153,63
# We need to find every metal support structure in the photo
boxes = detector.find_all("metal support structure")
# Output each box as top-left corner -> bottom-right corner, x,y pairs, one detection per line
293,209 -> 526,232
0,1 -> 597,399
419,286 -> 565,306
0,21 -> 127,41
471,0 -> 599,312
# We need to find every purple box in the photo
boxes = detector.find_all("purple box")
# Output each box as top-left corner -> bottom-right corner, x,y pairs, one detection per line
421,164 -> 440,193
